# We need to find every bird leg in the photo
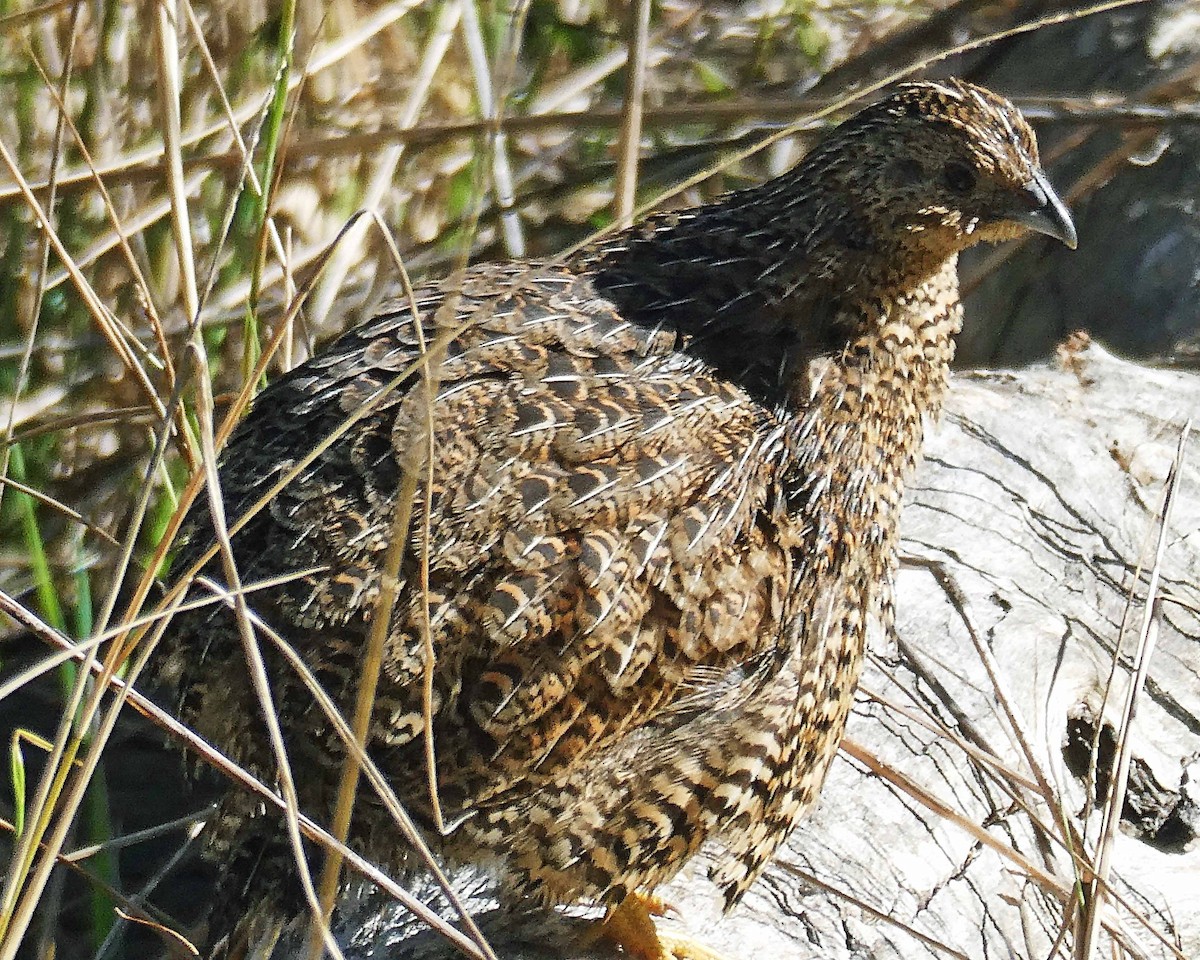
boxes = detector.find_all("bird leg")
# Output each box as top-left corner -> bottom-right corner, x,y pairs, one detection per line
593,892 -> 728,960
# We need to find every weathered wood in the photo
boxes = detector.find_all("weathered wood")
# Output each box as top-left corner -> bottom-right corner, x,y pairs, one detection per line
278,342 -> 1200,959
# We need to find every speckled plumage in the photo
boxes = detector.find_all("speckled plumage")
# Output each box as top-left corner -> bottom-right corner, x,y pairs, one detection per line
150,79 -> 1075,948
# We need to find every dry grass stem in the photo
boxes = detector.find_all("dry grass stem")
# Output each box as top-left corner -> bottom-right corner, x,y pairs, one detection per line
1074,423 -> 1192,960
614,0 -> 652,226
307,0 -> 461,331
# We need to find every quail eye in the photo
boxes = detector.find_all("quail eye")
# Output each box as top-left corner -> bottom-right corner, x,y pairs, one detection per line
943,161 -> 977,193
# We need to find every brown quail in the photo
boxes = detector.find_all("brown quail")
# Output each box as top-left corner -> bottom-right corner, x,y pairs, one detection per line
149,79 -> 1076,957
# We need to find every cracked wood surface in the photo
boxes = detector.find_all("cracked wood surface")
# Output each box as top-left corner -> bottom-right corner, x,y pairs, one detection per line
276,342 -> 1200,960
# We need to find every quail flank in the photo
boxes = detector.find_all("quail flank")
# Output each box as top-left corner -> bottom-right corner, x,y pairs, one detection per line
150,79 -> 1076,957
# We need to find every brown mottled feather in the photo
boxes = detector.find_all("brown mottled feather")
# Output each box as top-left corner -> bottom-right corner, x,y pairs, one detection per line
148,79 -> 1074,943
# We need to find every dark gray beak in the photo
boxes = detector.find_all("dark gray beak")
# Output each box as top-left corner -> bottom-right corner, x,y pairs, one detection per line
1009,168 -> 1077,249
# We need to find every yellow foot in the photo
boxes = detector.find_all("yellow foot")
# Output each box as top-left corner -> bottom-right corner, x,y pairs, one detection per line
592,892 -> 727,960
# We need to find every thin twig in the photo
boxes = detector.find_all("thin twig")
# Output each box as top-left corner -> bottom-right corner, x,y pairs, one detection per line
460,0 -> 524,256
189,335 -> 345,959
1075,422 -> 1191,960
306,0 -> 460,331
614,0 -> 652,227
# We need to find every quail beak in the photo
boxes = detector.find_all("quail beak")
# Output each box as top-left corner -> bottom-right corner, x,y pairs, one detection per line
1008,168 -> 1077,249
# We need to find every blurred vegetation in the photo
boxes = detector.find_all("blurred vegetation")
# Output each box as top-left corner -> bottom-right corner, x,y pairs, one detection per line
0,0 -> 1194,957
